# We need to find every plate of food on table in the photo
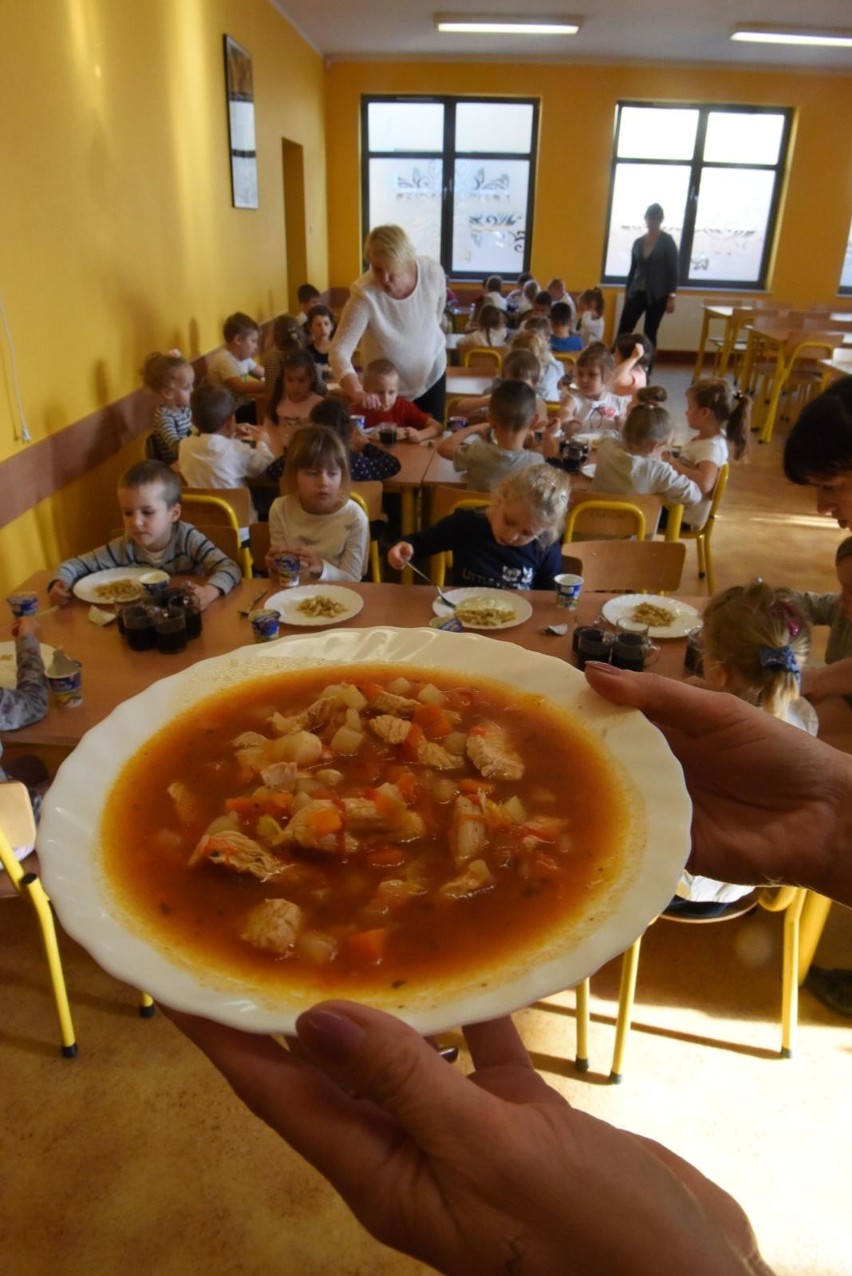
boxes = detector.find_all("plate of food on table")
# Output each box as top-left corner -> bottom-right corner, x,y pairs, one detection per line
432,587 -> 533,630
602,593 -> 701,639
71,567 -> 152,605
37,626 -> 691,1036
265,584 -> 365,627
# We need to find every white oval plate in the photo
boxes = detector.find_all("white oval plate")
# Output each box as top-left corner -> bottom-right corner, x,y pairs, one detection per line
602,593 -> 702,639
266,585 -> 364,627
37,627 -> 691,1036
72,567 -> 150,604
0,642 -> 55,689
432,587 -> 533,630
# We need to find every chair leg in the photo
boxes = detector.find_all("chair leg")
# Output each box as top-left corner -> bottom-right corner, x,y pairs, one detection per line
21,874 -> 78,1057
139,991 -> 156,1018
575,978 -> 590,1072
780,889 -> 806,1058
610,936 -> 643,1083
696,534 -> 706,580
703,538 -> 715,596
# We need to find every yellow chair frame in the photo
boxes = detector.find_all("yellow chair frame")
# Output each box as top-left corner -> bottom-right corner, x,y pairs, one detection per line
562,540 -> 686,594
563,498 -> 648,543
679,463 -> 729,595
461,346 -> 503,373
180,491 -> 252,578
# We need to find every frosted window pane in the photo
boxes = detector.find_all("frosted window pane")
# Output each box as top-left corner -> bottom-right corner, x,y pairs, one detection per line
452,159 -> 529,274
704,112 -> 785,165
367,102 -> 444,153
456,102 -> 533,153
688,169 -> 775,283
603,164 -> 689,278
617,107 -> 698,160
841,220 -> 852,290
368,158 -> 443,261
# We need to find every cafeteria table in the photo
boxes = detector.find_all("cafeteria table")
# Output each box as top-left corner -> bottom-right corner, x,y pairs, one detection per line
740,324 -> 852,443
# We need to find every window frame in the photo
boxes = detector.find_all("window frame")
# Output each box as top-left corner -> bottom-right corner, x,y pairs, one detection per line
360,94 -> 540,280
601,101 -> 794,292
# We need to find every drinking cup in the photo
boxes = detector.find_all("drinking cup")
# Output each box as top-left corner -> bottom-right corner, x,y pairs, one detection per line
7,591 -> 39,618
155,608 -> 188,654
684,626 -> 705,676
378,424 -> 398,446
612,630 -> 660,671
169,595 -> 202,640
46,654 -> 83,707
554,573 -> 583,610
122,603 -> 158,651
271,553 -> 301,588
447,416 -> 467,433
139,570 -> 170,599
351,415 -> 366,431
250,608 -> 281,642
575,627 -> 613,670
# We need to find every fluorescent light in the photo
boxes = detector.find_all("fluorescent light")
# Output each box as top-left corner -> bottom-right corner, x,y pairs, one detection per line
435,14 -> 580,35
731,25 -> 852,48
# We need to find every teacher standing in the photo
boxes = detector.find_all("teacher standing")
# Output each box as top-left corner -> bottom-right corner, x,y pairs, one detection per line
616,203 -> 679,354
330,224 -> 447,421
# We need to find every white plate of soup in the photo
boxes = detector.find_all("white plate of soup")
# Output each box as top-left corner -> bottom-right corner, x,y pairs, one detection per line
37,627 -> 691,1036
602,594 -> 702,639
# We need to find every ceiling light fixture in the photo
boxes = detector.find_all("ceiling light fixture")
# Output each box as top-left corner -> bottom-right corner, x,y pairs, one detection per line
730,24 -> 852,48
435,14 -> 581,36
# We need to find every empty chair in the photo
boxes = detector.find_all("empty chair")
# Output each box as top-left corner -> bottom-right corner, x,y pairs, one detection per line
461,346 -> 502,373
562,540 -> 685,594
563,494 -> 660,543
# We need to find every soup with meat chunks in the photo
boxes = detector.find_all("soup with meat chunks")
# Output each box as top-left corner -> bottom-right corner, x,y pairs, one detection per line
101,664 -> 633,991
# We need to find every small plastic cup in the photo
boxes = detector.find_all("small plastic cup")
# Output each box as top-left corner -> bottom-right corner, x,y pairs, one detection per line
271,553 -> 301,589
554,573 -> 583,610
46,653 -> 83,707
155,608 -> 188,654
250,608 -> 281,642
139,570 -> 170,599
122,603 -> 158,651
351,415 -> 366,431
378,424 -> 398,446
447,417 -> 467,433
7,591 -> 39,618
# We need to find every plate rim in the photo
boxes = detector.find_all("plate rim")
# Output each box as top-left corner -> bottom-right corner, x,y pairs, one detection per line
265,583 -> 365,627
0,641 -> 56,689
72,566 -> 151,603
37,626 -> 692,1036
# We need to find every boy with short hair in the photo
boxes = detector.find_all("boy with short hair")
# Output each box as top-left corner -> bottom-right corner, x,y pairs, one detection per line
436,380 -> 545,491
550,301 -> 583,353
296,283 -> 321,326
205,312 -> 265,418
360,358 -> 443,441
48,460 -> 241,610
179,386 -> 275,524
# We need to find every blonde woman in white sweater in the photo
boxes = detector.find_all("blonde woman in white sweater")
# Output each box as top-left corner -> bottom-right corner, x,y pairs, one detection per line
330,224 -> 448,421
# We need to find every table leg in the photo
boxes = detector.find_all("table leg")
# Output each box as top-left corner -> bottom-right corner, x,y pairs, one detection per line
718,320 -> 736,380
739,329 -> 758,395
399,489 -> 416,585
693,312 -> 711,383
758,353 -> 789,444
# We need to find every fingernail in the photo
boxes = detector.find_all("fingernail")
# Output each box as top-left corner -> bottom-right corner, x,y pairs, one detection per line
585,660 -> 623,674
297,1008 -> 365,1064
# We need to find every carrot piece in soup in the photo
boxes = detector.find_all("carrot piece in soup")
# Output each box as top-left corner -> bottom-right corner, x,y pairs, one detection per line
345,927 -> 390,965
400,721 -> 425,762
365,848 -> 407,869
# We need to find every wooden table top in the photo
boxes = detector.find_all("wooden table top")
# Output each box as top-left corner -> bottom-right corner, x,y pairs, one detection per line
746,323 -> 852,347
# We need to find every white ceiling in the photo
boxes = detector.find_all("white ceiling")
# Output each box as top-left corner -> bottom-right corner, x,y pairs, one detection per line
271,0 -> 852,70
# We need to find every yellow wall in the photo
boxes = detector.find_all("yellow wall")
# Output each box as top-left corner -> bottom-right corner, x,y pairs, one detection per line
324,60 -> 852,304
0,0 -> 327,595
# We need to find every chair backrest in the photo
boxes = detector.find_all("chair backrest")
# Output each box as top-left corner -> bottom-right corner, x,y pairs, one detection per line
562,540 -> 686,593
564,492 -> 663,542
553,352 -> 577,376
428,483 -> 490,525
248,521 -> 271,574
181,487 -> 253,530
462,346 -> 502,373
699,463 -> 729,533
193,523 -> 245,571
350,480 -> 385,522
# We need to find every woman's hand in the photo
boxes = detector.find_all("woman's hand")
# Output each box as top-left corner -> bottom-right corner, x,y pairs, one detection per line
166,1001 -> 765,1276
356,392 -> 383,411
48,579 -> 72,607
584,663 -> 852,905
387,541 -> 414,571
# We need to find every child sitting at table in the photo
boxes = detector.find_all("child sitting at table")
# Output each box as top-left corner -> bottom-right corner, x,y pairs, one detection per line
205,312 -> 265,422
668,378 -> 750,529
457,304 -> 509,356
262,313 -> 304,392
388,463 -> 570,591
511,327 -> 562,401
577,288 -> 605,345
305,304 -> 336,374
436,380 -> 545,491
791,536 -> 852,704
359,359 -> 443,442
48,461 -> 241,610
309,398 -> 401,482
671,580 -> 814,915
0,614 -> 49,892
589,387 -> 702,511
178,386 -> 275,523
515,277 -> 540,319
611,333 -> 652,404
267,427 -> 369,582
561,343 -> 629,432
550,302 -> 583,353
505,271 -> 534,312
295,282 -> 321,327
141,351 -> 195,465
451,349 -> 548,427
267,350 -> 326,435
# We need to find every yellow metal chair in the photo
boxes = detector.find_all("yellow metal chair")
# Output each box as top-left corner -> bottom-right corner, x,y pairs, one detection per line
553,351 -> 577,379
426,494 -> 491,586
563,497 -> 649,544
180,490 -> 253,577
461,346 -> 503,373
608,886 -> 807,1083
562,540 -> 686,594
350,482 -> 385,583
679,463 -> 729,594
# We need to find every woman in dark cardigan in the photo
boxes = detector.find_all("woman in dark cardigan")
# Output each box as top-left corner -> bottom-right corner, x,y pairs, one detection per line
617,203 -> 680,356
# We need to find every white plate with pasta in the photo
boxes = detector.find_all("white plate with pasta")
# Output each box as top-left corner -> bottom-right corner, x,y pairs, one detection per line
266,585 -> 364,627
602,593 -> 701,639
432,587 -> 533,630
72,567 -> 150,605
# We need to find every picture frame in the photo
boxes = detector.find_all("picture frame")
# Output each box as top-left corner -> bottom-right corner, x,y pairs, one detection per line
223,35 -> 258,209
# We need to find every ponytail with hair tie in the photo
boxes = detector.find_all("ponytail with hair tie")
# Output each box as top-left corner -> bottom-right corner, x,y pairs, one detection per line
758,645 -> 801,681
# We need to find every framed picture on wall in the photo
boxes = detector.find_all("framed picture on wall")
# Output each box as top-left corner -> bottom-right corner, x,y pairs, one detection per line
223,35 -> 258,209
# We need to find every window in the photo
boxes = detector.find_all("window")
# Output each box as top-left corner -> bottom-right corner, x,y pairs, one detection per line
602,103 -> 793,290
840,219 -> 852,295
361,96 -> 539,279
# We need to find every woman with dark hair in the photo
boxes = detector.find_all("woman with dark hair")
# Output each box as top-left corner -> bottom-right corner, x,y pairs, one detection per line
616,203 -> 680,354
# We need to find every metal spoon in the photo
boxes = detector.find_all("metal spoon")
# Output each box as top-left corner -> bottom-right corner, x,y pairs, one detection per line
238,587 -> 270,618
405,562 -> 456,609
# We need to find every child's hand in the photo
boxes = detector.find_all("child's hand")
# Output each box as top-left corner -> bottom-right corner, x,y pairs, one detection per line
48,579 -> 72,607
236,422 -> 260,441
632,343 -> 644,361
295,548 -> 324,578
14,615 -> 40,639
388,542 -> 414,571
